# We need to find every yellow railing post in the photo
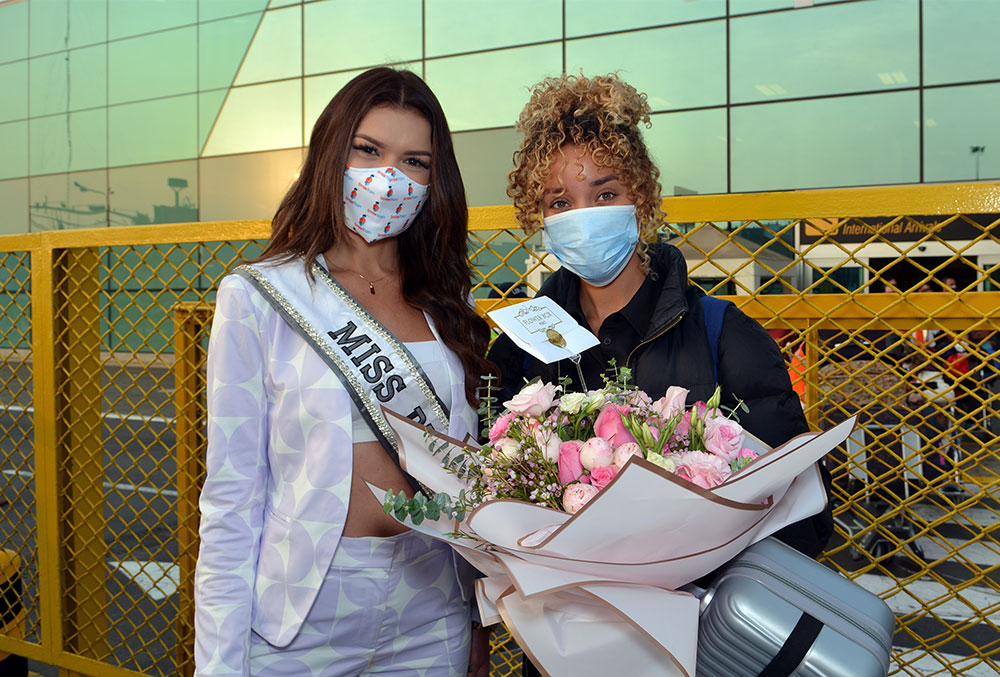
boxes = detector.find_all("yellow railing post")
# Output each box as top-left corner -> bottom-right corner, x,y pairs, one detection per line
53,247 -> 108,670
173,302 -> 212,677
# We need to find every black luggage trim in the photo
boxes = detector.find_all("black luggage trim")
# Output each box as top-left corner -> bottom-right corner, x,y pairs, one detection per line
757,611 -> 823,677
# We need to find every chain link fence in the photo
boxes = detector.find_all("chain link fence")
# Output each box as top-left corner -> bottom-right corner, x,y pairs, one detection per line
0,183 -> 996,675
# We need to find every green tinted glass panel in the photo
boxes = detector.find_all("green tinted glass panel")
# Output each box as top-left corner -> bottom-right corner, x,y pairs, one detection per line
0,2 -> 28,64
109,26 -> 197,104
304,0 -> 421,75
731,92 -> 919,192
109,94 -> 198,166
69,44 -> 107,111
425,0 -> 561,57
108,159 -> 197,226
731,0 -> 918,103
0,62 -> 28,122
199,13 -> 261,90
0,179 -> 29,235
29,0 -> 68,56
199,89 -> 229,153
202,80 -> 301,156
108,0 -> 197,40
924,0 -> 1000,85
645,109 -> 727,196
566,0 -> 725,37
924,84 -> 1000,182
199,0 -> 269,22
70,109 -> 108,171
69,0 -> 107,48
303,64 -> 420,143
30,114 -> 69,175
567,22 -> 726,112
730,0 -> 848,13
30,53 -> 68,117
234,6 -> 301,85
268,0 -> 299,7
0,122 -> 28,180
425,44 -> 562,132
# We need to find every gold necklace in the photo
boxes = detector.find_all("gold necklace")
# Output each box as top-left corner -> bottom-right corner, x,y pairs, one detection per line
324,254 -> 393,295
354,270 -> 392,295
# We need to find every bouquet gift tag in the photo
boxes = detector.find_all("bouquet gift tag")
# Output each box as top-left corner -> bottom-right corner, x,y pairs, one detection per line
488,296 -> 599,364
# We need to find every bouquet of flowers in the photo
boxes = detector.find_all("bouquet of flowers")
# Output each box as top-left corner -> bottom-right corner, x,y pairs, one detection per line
375,371 -> 856,677
474,369 -> 761,515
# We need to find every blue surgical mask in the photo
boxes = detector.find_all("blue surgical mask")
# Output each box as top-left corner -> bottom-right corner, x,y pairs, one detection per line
542,205 -> 639,287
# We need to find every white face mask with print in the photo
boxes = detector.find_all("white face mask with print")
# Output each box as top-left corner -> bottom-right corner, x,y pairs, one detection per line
342,165 -> 430,242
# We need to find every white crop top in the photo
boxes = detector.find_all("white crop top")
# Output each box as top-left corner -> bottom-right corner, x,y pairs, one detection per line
350,339 -> 454,443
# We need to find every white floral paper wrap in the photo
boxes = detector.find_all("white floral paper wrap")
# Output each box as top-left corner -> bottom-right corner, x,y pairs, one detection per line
372,408 -> 857,677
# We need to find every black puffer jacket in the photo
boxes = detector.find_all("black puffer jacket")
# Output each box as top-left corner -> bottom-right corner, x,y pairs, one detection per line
488,242 -> 833,557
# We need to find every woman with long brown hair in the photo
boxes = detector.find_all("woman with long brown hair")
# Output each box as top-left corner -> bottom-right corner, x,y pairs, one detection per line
195,67 -> 492,676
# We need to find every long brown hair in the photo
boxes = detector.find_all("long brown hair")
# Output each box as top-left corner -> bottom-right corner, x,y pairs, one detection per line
259,67 -> 491,406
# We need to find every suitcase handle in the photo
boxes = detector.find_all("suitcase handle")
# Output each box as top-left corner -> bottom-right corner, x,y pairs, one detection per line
757,611 -> 823,677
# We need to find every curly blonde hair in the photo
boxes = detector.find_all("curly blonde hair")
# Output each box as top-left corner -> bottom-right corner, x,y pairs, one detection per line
507,73 -> 667,267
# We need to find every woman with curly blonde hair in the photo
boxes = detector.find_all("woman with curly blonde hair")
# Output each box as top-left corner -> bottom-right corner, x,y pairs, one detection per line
489,76 -> 832,675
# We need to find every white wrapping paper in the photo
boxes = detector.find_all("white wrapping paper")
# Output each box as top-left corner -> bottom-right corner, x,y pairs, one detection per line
374,408 -> 857,677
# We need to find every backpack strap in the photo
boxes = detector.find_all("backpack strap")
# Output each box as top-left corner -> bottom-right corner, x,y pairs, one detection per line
700,295 -> 732,385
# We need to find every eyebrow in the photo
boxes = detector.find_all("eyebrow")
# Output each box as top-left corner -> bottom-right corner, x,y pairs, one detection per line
354,134 -> 431,157
542,174 -> 620,196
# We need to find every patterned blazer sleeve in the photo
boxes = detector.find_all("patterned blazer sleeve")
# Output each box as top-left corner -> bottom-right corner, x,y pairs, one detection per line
194,275 -> 271,676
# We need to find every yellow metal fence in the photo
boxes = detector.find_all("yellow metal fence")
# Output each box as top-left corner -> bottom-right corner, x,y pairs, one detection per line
0,184 -> 998,675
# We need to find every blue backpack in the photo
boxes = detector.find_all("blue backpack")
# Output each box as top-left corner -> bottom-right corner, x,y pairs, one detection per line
700,295 -> 732,385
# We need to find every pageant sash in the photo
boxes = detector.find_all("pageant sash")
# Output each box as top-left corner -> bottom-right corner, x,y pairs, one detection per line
234,260 -> 451,470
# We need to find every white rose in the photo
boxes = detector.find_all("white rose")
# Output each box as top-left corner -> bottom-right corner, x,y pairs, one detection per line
559,392 -> 589,415
492,437 -> 520,463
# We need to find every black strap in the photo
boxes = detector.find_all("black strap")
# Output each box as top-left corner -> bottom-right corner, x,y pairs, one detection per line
757,611 -> 824,677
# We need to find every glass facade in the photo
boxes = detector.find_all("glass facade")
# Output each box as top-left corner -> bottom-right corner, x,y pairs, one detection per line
0,0 -> 998,232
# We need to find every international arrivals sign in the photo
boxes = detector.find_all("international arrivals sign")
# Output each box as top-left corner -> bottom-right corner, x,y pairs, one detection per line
798,214 -> 998,244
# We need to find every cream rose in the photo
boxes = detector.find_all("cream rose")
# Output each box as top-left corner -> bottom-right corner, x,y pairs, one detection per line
579,437 -> 614,470
612,442 -> 644,469
562,483 -> 599,514
559,392 -> 589,415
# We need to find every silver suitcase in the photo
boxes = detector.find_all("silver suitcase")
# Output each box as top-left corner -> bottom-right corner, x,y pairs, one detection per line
696,538 -> 894,677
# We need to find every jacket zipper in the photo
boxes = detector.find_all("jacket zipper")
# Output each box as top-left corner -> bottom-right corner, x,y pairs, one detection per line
626,310 -> 685,369
725,560 -> 891,650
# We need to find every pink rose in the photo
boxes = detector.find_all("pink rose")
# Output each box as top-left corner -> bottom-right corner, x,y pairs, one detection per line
488,413 -> 513,443
533,427 -> 562,463
675,410 -> 692,438
593,404 -> 638,447
674,450 -> 732,489
504,381 -> 557,417
579,437 -> 614,470
562,482 -> 599,514
557,441 -> 589,486
738,448 -> 758,460
704,415 -> 745,462
612,442 -> 644,469
652,386 -> 689,421
590,464 -> 619,491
